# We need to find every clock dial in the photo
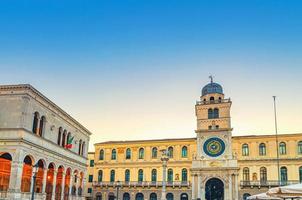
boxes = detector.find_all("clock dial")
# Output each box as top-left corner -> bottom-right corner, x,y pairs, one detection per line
203,137 -> 225,157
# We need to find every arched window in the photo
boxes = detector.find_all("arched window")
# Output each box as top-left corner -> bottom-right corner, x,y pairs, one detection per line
242,144 -> 249,156
78,140 -> 82,155
138,169 -> 143,182
32,112 -> 39,134
259,143 -> 266,156
298,141 -> 302,154
62,130 -> 67,148
150,193 -> 157,200
208,108 -> 213,119
126,148 -> 131,159
213,108 -> 219,118
168,147 -> 173,158
260,167 -> 267,183
57,127 -> 62,145
243,167 -> 250,182
182,168 -> 188,182
167,169 -> 173,183
66,132 -> 71,149
166,193 -> 174,200
81,142 -> 85,156
151,169 -> 157,182
98,170 -> 103,182
110,170 -> 115,182
136,193 -> 144,200
99,149 -> 104,160
111,149 -> 117,160
279,142 -> 286,155
152,147 -> 157,159
181,146 -> 188,158
243,193 -> 251,200
138,148 -> 144,159
38,116 -> 46,137
280,166 -> 288,185
125,169 -> 130,182
210,96 -> 215,101
299,166 -> 302,183
123,193 -> 130,200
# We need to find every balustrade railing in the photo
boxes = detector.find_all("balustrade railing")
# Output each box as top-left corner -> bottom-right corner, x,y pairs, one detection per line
92,181 -> 190,188
240,180 -> 300,187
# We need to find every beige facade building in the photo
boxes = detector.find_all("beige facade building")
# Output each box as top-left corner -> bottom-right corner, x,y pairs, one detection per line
0,84 -> 92,200
86,80 -> 302,200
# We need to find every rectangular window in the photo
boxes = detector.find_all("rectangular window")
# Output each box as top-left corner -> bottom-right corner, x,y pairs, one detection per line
88,175 -> 93,183
90,160 -> 94,167
88,188 -> 92,193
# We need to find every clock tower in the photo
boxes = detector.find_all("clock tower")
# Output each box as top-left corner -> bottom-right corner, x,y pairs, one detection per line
191,77 -> 239,200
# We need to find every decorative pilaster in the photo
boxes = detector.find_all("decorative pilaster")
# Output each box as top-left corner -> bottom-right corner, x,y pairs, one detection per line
42,168 -> 48,194
228,175 -> 232,200
197,175 -> 201,199
61,172 -> 66,200
68,174 -> 74,200
51,170 -> 57,200
8,160 -> 23,199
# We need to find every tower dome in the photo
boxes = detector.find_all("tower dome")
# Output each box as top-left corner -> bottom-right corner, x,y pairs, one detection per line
202,77 -> 223,96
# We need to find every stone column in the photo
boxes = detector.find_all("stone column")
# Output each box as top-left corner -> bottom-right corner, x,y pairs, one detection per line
61,172 -> 66,200
235,174 -> 239,200
51,170 -> 57,200
75,175 -> 80,197
191,175 -> 196,200
42,168 -> 48,194
8,160 -> 24,199
197,175 -> 201,199
68,174 -> 74,200
228,175 -> 232,200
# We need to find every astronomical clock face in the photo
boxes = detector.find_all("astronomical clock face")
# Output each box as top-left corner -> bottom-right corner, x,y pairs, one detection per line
203,137 -> 225,157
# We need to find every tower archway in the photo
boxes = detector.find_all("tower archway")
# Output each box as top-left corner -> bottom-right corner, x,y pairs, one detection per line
205,177 -> 224,200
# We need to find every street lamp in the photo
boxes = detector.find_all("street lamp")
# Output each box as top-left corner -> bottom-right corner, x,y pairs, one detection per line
31,162 -> 39,200
160,149 -> 169,200
116,180 -> 121,200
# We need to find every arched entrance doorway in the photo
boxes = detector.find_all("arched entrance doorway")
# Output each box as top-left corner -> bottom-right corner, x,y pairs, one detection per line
205,178 -> 224,200
96,193 -> 102,200
123,192 -> 130,200
166,193 -> 173,200
108,192 -> 115,200
46,163 -> 55,200
21,155 -> 33,192
0,153 -> 12,192
150,193 -> 157,200
180,193 -> 188,200
136,193 -> 144,200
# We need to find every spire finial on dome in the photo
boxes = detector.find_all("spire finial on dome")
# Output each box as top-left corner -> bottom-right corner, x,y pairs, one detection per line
209,75 -> 214,83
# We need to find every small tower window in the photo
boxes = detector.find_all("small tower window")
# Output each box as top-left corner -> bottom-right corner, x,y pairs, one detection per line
213,108 -> 219,118
210,96 -> 215,102
208,109 -> 213,119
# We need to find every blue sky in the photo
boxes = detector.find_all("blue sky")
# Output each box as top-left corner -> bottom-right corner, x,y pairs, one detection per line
1,0 -> 302,150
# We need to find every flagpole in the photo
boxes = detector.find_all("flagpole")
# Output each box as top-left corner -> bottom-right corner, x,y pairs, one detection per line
273,96 -> 280,186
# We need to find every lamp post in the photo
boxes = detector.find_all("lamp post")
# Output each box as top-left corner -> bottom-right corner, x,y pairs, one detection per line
273,96 -> 281,186
160,149 -> 169,200
116,180 -> 121,200
31,162 -> 39,200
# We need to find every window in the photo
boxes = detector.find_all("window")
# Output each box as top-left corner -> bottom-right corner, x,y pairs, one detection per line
299,166 -> 302,183
99,149 -> 104,160
181,146 -> 188,158
152,147 -> 158,159
88,175 -> 93,183
279,142 -> 286,155
138,169 -> 143,182
125,169 -> 130,182
81,142 -> 85,156
38,116 -> 46,137
182,168 -> 188,182
168,147 -> 173,158
213,108 -> 219,118
66,132 -> 71,149
98,170 -> 103,182
242,144 -> 249,156
111,149 -> 117,160
138,148 -> 144,159
260,167 -> 267,183
90,160 -> 94,167
259,143 -> 266,156
208,109 -> 213,119
150,193 -> 157,200
32,112 -> 39,134
87,188 -> 92,194
151,169 -> 157,182
298,141 -> 302,154
78,140 -> 82,155
62,130 -> 67,148
208,125 -> 212,130
243,167 -> 250,182
280,167 -> 288,185
168,169 -> 173,183
57,127 -> 62,145
126,148 -> 131,159
110,170 -> 115,182
215,125 -> 219,129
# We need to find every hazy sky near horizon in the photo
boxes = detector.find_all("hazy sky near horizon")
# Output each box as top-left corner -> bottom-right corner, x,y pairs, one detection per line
0,0 -> 302,151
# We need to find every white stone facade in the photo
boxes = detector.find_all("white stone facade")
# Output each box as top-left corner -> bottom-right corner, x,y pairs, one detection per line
0,84 -> 92,200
